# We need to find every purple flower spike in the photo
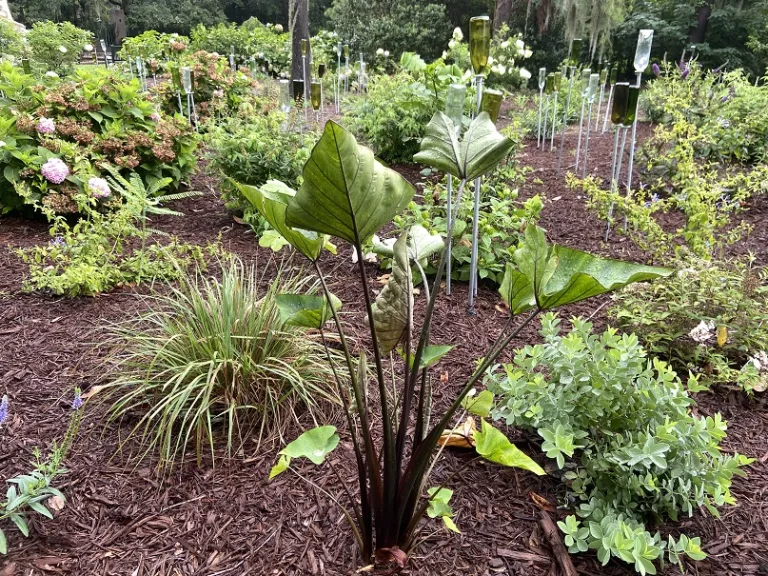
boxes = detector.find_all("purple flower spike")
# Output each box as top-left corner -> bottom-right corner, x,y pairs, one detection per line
681,67 -> 690,80
0,395 -> 9,425
71,388 -> 83,411
652,63 -> 661,78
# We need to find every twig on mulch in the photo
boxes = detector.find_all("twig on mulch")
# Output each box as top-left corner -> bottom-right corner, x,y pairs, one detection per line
538,511 -> 578,576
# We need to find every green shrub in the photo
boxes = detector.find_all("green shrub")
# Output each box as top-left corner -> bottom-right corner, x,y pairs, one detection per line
153,50 -> 256,123
644,62 -> 768,164
119,31 -> 189,72
207,112 -> 317,230
103,259 -> 339,468
0,64 -> 198,214
17,168 -> 205,297
611,256 -> 768,392
0,19 -> 24,58
487,314 -> 753,574
26,21 -> 92,74
343,72 -> 437,163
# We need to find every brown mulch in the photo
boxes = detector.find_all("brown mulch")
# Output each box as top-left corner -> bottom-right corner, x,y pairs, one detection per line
0,117 -> 767,576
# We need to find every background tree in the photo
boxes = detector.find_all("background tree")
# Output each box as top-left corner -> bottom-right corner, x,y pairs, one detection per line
289,0 -> 310,95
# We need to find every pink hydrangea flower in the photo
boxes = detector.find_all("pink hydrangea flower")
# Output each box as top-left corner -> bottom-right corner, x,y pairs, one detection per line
41,158 -> 69,184
88,177 -> 110,198
37,117 -> 56,134
150,112 -> 161,122
212,89 -> 224,99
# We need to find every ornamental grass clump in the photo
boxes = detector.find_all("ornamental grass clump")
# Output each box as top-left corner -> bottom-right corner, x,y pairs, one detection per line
103,259 -> 338,469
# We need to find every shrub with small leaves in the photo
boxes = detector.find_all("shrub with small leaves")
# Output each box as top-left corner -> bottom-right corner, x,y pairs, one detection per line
486,314 -> 753,574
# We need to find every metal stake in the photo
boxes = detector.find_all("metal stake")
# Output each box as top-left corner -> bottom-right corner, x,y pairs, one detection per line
582,101 -> 594,176
602,84 -> 615,133
468,75 -> 484,312
550,91 -> 558,151
537,84 -> 544,148
446,174 -> 453,295
595,80 -> 605,131
574,95 -> 587,169
604,126 -> 628,241
557,67 -> 575,173
624,72 -> 642,231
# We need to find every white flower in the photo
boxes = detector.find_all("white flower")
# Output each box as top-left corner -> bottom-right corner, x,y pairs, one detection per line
442,51 -> 448,59
497,65 -> 507,75
689,320 -> 715,344
519,67 -> 531,80
462,69 -> 472,82
376,48 -> 384,56
452,27 -> 463,41
83,44 -> 94,52
497,54 -> 505,63
274,24 -> 284,33
448,40 -> 456,49
45,71 -> 59,78
501,41 -> 509,49
749,351 -> 768,372
384,50 -> 390,58
515,39 -> 525,50
0,141 -> 6,148
58,46 -> 68,54
487,56 -> 495,65
524,49 -> 533,58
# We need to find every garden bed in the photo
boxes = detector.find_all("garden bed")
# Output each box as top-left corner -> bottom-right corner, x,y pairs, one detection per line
1,124 -> 767,576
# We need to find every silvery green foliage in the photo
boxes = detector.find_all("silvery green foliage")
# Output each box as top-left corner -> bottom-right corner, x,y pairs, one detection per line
486,314 -> 753,575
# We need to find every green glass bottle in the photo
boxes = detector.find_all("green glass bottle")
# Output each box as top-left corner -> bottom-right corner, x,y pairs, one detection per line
600,68 -> 608,85
625,85 -> 641,124
310,80 -> 322,111
318,63 -> 327,78
469,16 -> 491,76
611,82 -> 630,125
301,39 -> 309,56
545,73 -> 555,95
481,89 -> 503,123
171,67 -> 182,91
553,71 -> 562,92
21,58 -> 31,74
570,38 -> 583,66
293,79 -> 305,105
343,44 -> 350,59
610,67 -> 618,85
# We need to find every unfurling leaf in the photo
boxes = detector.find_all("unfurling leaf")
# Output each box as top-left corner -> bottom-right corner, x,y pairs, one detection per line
473,419 -> 546,475
414,112 -> 516,181
372,232 -> 413,354
237,180 -> 329,261
402,345 -> 454,369
372,225 -> 445,263
500,225 -> 673,314
275,293 -> 342,329
438,416 -> 477,449
286,121 -> 415,243
268,426 -> 340,480
461,390 -> 494,418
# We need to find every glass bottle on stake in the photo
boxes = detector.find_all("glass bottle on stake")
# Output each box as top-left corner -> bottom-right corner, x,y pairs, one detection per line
625,30 -> 653,222
467,15 -> 491,313
335,42 -> 342,113
301,38 -> 310,113
181,66 -> 198,131
318,63 -> 327,114
444,83 -> 467,295
310,80 -> 322,123
604,82 -> 631,240
481,89 -> 503,123
581,73 -> 600,176
557,37 -> 582,173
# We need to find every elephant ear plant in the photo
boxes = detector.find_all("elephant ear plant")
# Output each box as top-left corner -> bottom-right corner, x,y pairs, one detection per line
243,113 -> 672,570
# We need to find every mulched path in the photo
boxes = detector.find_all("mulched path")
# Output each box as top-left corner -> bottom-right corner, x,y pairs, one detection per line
0,113 -> 767,576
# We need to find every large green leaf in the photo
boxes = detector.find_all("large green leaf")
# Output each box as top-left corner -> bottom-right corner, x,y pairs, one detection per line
413,112 -> 516,181
269,426 -> 340,479
275,293 -> 342,329
236,180 -> 326,261
500,226 -> 674,314
286,121 -> 415,243
372,232 -> 413,354
473,419 -> 546,475
371,224 -> 445,263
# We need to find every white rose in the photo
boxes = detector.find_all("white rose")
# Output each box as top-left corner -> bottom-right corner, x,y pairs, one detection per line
519,67 -> 531,80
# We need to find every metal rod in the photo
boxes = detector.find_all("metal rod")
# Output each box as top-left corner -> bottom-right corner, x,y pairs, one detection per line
543,94 -> 550,149
550,92 -> 558,151
595,81 -> 605,131
557,67 -> 575,173
468,75 -> 484,312
537,85 -> 544,148
582,102 -> 594,176
604,126 -> 622,241
624,71 -> 642,231
446,174 -> 453,295
602,85 -> 614,133
605,126 -> 628,241
574,95 -> 586,169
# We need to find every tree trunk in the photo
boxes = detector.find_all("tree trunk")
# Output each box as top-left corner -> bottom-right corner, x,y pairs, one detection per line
290,0 -> 311,101
689,2 -> 711,44
493,0 -> 513,32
